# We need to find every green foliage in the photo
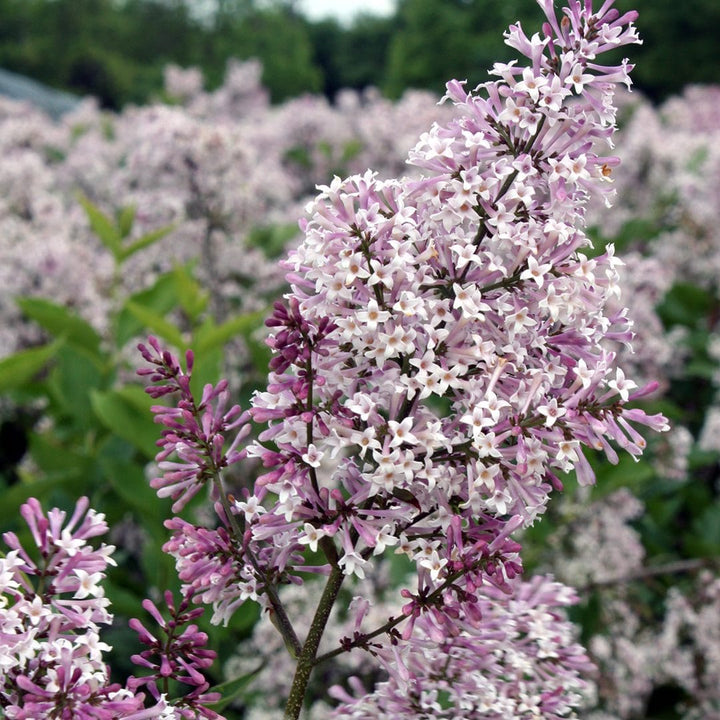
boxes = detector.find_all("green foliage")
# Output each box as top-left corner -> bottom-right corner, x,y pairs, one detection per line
385,0 -> 543,97
206,664 -> 265,713
246,223 -> 301,259
115,272 -> 180,348
16,298 -> 102,356
0,194 -> 281,691
308,14 -> 394,97
78,195 -> 174,264
209,7 -> 323,102
0,339 -> 63,393
90,386 -> 160,458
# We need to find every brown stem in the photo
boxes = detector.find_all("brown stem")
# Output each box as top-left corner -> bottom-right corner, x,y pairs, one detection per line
284,565 -> 346,720
313,555 -> 492,667
215,476 -> 302,658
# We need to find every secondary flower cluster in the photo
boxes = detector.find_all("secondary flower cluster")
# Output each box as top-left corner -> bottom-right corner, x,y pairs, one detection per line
129,591 -> 221,719
0,497 -> 143,718
138,335 -> 251,514
329,575 -> 593,719
226,571 -> 593,720
0,497 -> 221,719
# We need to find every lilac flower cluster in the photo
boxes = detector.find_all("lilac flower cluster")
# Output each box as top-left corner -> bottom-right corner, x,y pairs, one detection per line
0,497 -> 143,718
229,572 -> 592,720
243,0 -> 663,621
129,591 -> 221,719
136,1 -> 666,716
330,575 -> 593,719
0,497 -> 221,719
138,336 -> 251,514
137,337 -> 260,627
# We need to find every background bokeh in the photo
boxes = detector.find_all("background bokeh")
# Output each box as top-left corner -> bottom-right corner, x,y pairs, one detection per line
1,1 -> 720,718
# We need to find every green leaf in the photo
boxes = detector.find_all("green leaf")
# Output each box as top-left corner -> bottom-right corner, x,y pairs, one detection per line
116,204 -> 136,239
657,282 -> 715,329
588,452 -> 655,499
115,272 -> 179,348
284,145 -> 312,170
341,138 -> 363,164
17,297 -> 102,355
124,301 -> 185,350
90,386 -> 160,458
206,664 -> 265,713
687,503 -> 720,557
45,345 -> 105,433
193,310 -> 267,355
78,194 -> 122,259
118,224 -> 175,262
188,346 -> 223,398
246,336 -> 273,376
139,530 -> 178,596
246,223 -> 298,259
686,145 -> 708,174
685,358 -> 718,379
102,581 -> 146,618
0,340 -> 63,393
0,472 -> 89,525
97,437 -> 167,528
172,264 -> 208,322
27,432 -> 95,478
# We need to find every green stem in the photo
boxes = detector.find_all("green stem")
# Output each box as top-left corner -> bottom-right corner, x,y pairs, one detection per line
284,565 -> 346,720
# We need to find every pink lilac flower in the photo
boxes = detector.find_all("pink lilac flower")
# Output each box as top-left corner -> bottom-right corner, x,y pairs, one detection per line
0,497 -> 151,718
328,575 -> 594,719
128,590 -> 222,719
138,3 -> 665,716
138,335 -> 251,513
0,496 -> 228,719
237,0 -> 663,637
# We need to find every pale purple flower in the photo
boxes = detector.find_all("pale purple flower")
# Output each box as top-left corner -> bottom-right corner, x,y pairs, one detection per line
0,497 -> 153,718
329,576 -> 594,720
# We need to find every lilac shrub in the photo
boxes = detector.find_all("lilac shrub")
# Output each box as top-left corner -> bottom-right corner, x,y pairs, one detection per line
0,59 -> 451,361
134,1 -> 666,716
0,0 -> 672,716
585,84 -> 720,393
572,82 -> 720,717
0,97 -> 114,355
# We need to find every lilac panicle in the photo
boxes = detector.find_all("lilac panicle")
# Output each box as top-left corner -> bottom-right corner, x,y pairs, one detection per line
0,495 -> 227,717
235,0 -> 664,640
128,590 -> 222,719
138,335 -> 251,513
137,0 -> 666,657
135,3 -> 664,716
0,497 -> 157,718
329,575 -> 594,719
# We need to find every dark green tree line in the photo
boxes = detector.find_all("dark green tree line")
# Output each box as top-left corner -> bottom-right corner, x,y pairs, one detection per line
0,0 -> 717,109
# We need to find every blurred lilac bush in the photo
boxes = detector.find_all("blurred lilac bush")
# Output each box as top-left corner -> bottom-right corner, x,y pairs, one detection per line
1,0 -> 720,718
0,60 -> 453,358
